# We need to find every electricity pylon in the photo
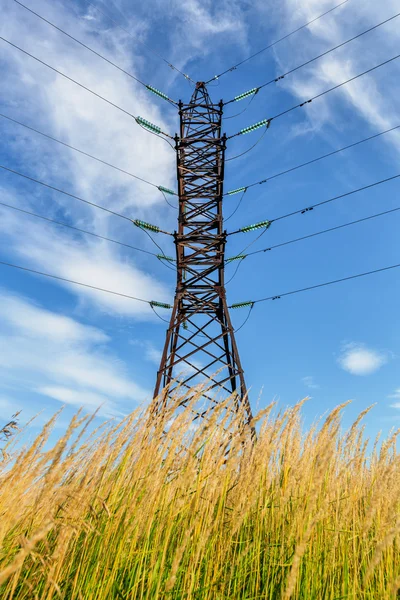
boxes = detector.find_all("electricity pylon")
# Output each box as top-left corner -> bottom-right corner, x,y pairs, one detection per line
152,82 -> 253,426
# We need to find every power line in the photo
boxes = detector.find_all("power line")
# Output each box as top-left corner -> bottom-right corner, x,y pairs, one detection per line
80,0 -> 194,84
0,36 -> 173,138
225,127 -> 269,162
0,113 -> 176,194
0,163 -> 173,235
227,172 -> 400,235
226,10 -> 400,105
13,0 -> 177,105
0,260 -> 172,307
225,124 -> 400,196
206,0 -> 349,84
228,53 -> 400,139
230,261 -> 400,307
226,205 -> 400,261
0,200 -> 161,257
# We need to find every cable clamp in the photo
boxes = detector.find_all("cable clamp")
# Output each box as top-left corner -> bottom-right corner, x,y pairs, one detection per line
300,99 -> 313,107
301,207 -> 314,214
272,296 -> 281,301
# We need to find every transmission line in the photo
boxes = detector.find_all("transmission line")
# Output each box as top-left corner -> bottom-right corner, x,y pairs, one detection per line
0,36 -> 173,139
0,113 -> 177,195
0,260 -> 172,308
13,0 -> 177,105
0,164 -> 173,235
206,0 -> 349,83
226,10 -> 400,105
0,200 -> 166,258
228,53 -> 400,139
227,172 -> 400,236
225,124 -> 400,196
226,205 -> 400,263
230,261 -> 400,308
80,0 -> 194,84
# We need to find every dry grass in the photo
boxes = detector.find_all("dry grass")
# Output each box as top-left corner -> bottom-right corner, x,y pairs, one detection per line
0,392 -> 399,599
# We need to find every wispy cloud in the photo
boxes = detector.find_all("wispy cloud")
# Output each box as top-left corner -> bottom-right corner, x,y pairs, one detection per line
301,376 -> 319,389
337,343 -> 388,376
0,0 -> 176,319
0,290 -> 150,417
388,388 -> 400,402
277,0 -> 400,154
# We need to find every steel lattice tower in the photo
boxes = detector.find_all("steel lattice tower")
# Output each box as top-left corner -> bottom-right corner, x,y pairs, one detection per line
153,82 -> 253,425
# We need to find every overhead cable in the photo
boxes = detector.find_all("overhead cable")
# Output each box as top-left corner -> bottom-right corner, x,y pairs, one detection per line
226,10 -> 400,105
0,36 -> 173,138
206,0 -> 349,83
0,164 -> 172,235
225,124 -> 400,195
0,260 -> 172,308
0,113 -> 177,195
227,172 -> 400,235
226,205 -> 400,262
80,0 -> 194,83
228,53 -> 400,139
13,0 -> 177,105
0,201 -> 163,258
230,261 -> 400,308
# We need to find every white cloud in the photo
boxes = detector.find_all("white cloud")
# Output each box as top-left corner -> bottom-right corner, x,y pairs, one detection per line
388,388 -> 400,401
277,0 -> 400,154
0,291 -> 108,343
0,291 -> 150,416
0,201 -> 171,318
0,0 -> 177,320
337,343 -> 388,376
301,376 -> 319,389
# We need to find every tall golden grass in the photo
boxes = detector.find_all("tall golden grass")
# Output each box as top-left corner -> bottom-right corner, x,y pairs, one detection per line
0,392 -> 399,599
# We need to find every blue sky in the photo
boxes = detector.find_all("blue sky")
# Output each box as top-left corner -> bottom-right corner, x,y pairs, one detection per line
0,0 -> 399,439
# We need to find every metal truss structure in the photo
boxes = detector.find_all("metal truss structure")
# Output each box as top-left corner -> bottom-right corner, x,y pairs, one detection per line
152,82 -> 253,426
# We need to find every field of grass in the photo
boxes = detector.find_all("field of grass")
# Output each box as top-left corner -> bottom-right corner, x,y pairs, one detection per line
0,394 -> 399,599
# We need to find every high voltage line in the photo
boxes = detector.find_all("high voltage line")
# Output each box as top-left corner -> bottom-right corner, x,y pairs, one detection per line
226,205 -> 400,263
2,258 -> 398,316
0,260 -> 172,308
228,53 -> 400,138
0,164 -> 172,235
206,0 -> 349,83
80,0 -> 194,84
0,113 -> 177,195
226,10 -> 400,105
2,0 -> 399,418
229,262 -> 400,308
227,172 -> 400,236
0,36 -> 173,138
225,125 -> 400,195
13,0 -> 177,106
0,201 -> 169,261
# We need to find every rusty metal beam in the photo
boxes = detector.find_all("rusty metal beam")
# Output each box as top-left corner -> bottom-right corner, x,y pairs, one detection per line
152,83 -> 253,429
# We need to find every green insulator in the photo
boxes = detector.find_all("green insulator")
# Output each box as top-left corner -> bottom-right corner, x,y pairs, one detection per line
136,116 -> 162,134
234,87 -> 258,102
157,254 -> 174,262
231,301 -> 254,309
240,220 -> 271,233
226,255 -> 246,263
146,85 -> 169,101
132,219 -> 161,233
227,186 -> 246,195
240,118 -> 271,135
158,185 -> 176,195
150,301 -> 172,309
